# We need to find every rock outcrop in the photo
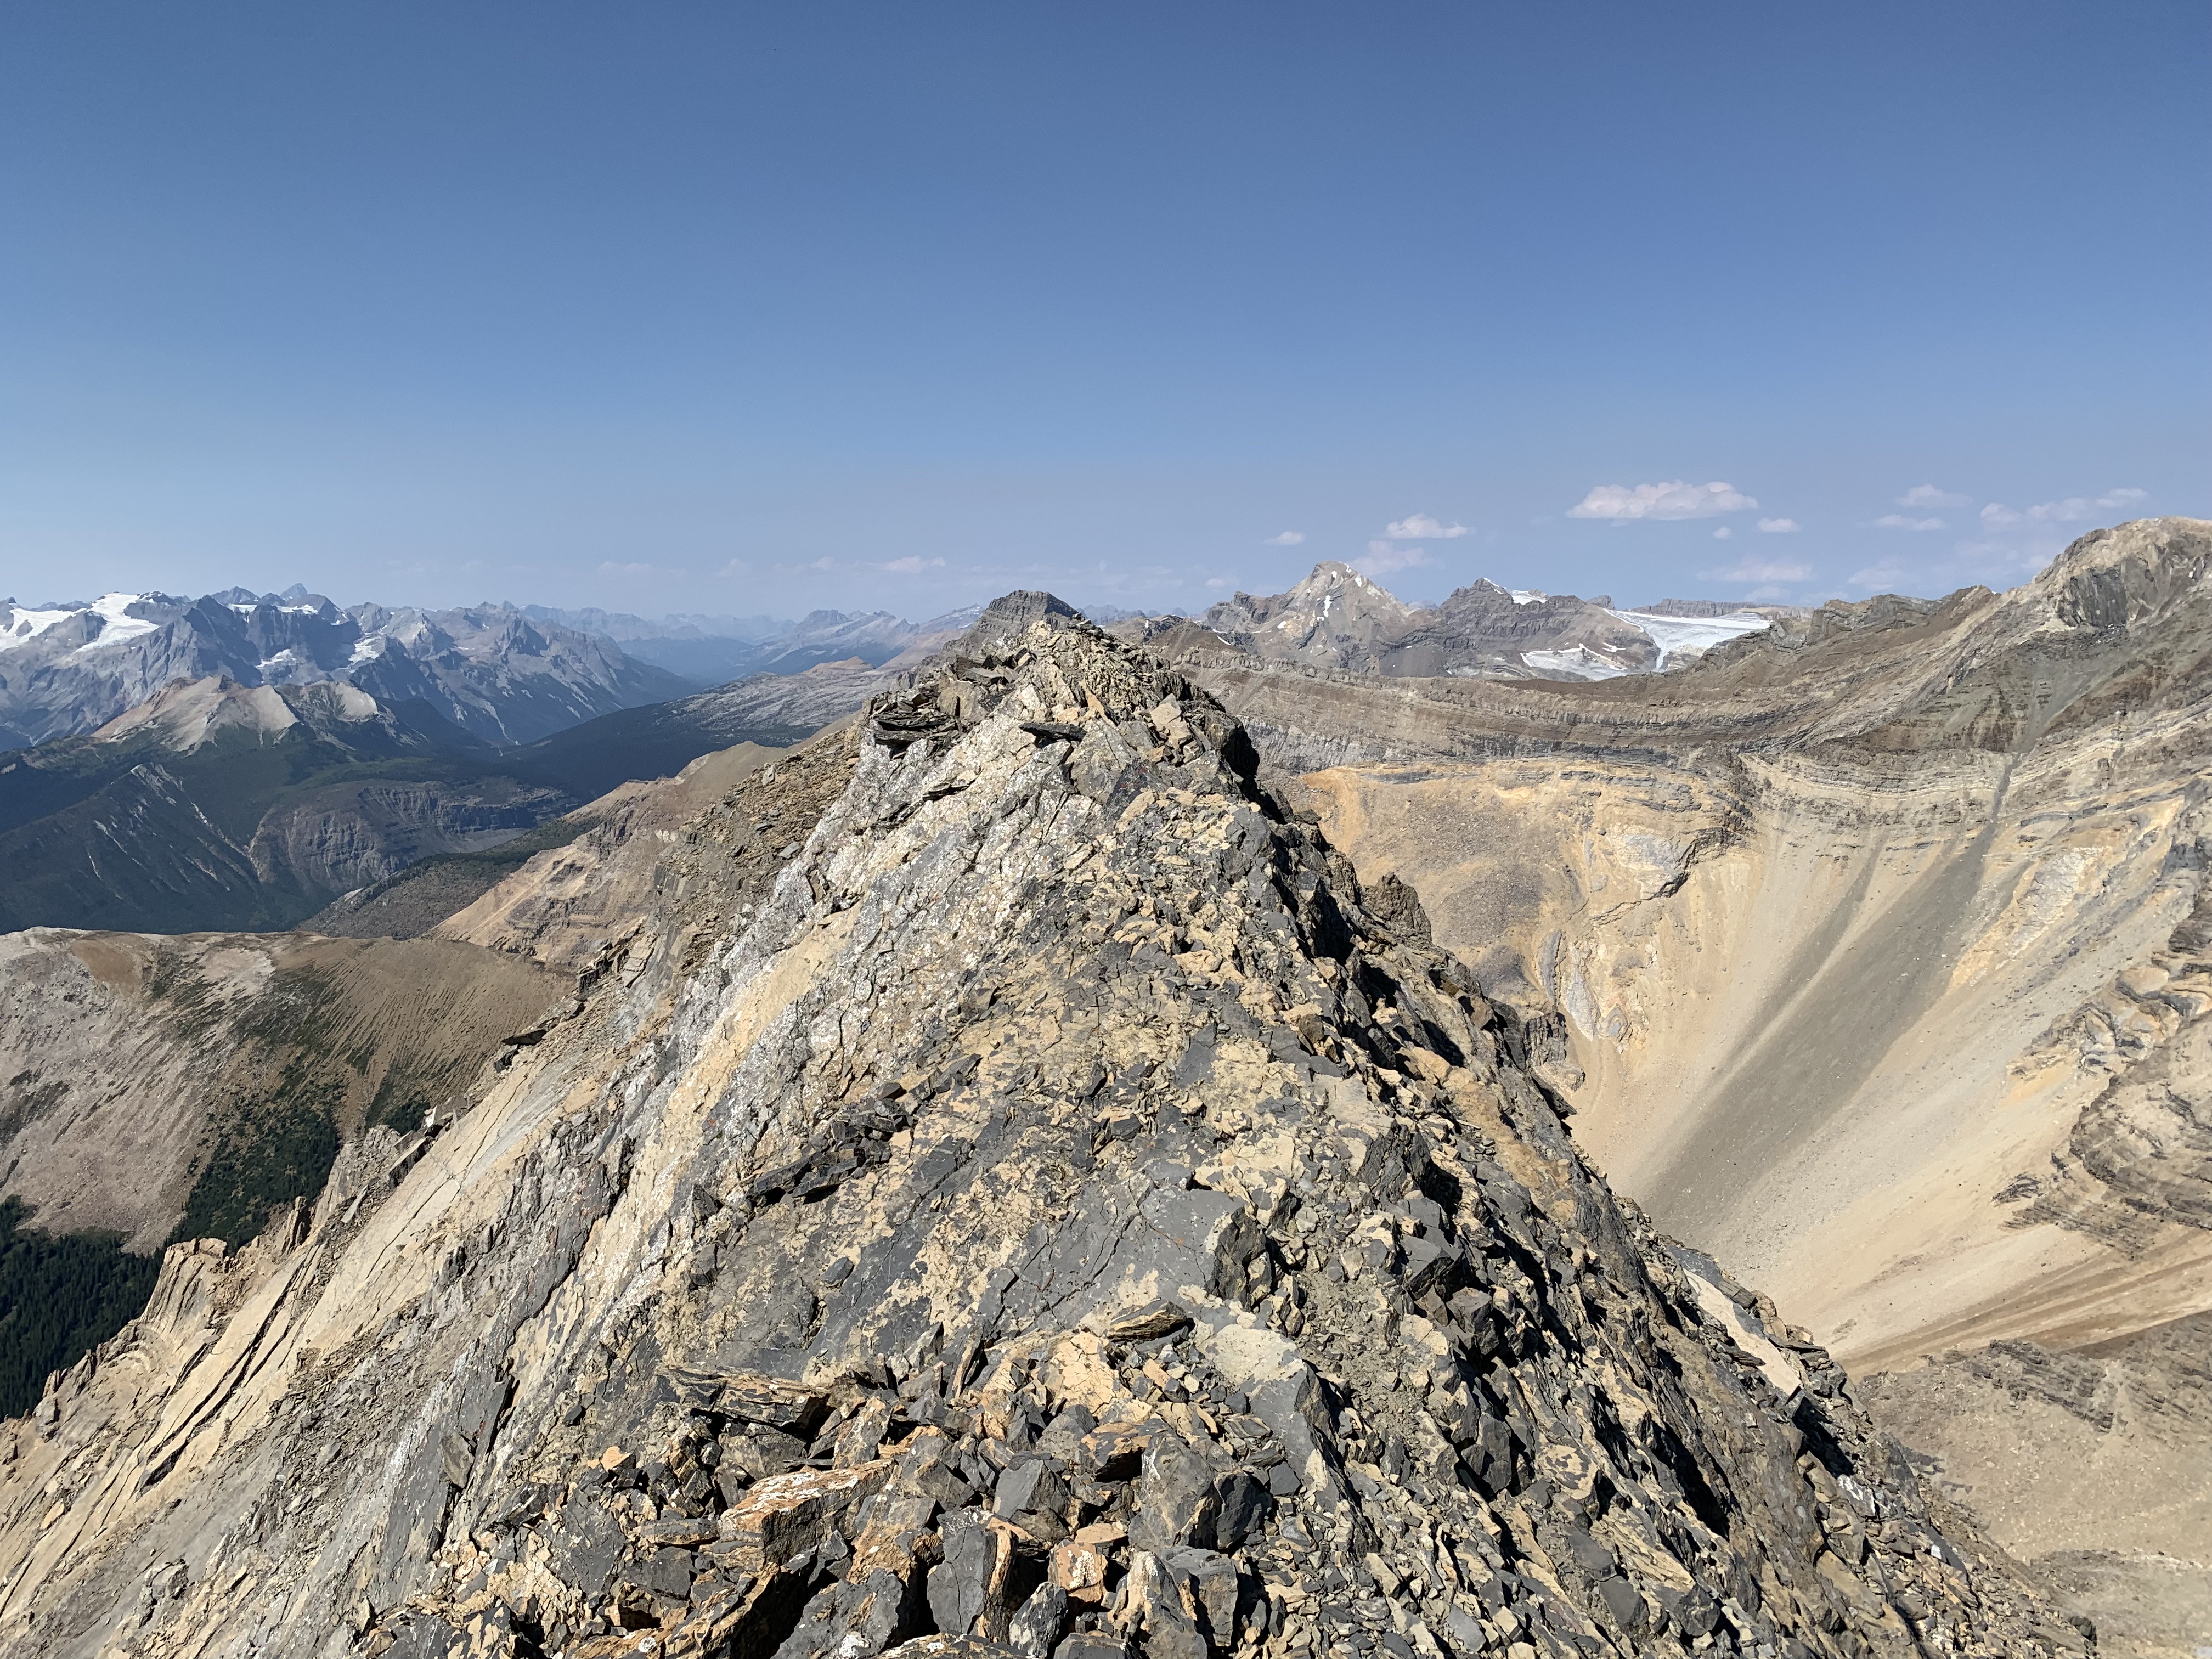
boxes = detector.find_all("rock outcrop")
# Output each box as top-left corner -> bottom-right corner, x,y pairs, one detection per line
0,602 -> 2075,1658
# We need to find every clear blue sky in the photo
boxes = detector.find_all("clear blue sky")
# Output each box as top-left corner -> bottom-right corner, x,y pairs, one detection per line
3,2 -> 2204,619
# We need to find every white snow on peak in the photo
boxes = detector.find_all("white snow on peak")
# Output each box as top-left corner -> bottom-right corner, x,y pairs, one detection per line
283,603 -> 321,614
257,649 -> 301,675
0,606 -> 75,651
348,634 -> 386,665
1609,608 -> 1769,669
229,602 -> 258,614
1322,594 -> 1334,617
1509,589 -> 1547,606
74,594 -> 163,652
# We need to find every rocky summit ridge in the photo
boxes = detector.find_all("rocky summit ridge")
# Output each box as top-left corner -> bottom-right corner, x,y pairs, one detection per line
0,601 -> 2076,1659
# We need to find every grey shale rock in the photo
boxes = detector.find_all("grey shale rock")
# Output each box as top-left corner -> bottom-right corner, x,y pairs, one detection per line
0,598 -> 2079,1658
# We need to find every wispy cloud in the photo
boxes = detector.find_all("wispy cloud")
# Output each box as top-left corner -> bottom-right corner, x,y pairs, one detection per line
1383,513 -> 1469,540
1874,514 -> 1946,532
1899,484 -> 1971,510
1699,557 -> 1813,584
881,556 -> 946,574
1756,517 -> 1801,534
1263,531 -> 1305,546
1351,540 -> 1435,579
1847,562 -> 1912,592
597,561 -> 662,577
1980,487 -> 2148,527
1712,527 -> 1733,540
1567,481 -> 1757,522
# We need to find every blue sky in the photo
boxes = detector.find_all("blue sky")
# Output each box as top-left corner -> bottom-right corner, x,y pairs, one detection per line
3,2 -> 2204,620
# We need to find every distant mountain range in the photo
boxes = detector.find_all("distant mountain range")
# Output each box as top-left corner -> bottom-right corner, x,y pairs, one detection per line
0,606 -> 977,935
0,586 -> 997,751
0,569 -> 1774,934
0,588 -> 692,749
522,601 -> 985,686
1157,562 -> 1782,681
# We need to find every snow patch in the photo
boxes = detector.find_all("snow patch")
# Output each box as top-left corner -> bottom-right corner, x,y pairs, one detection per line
1509,590 -> 1547,606
1608,608 -> 1768,669
74,594 -> 163,652
0,606 -> 75,651
348,634 -> 386,665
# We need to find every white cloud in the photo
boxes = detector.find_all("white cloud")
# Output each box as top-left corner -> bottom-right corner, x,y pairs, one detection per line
1899,484 -> 1971,510
1874,514 -> 1946,532
1756,517 -> 1801,534
1351,540 -> 1436,579
1567,480 -> 1757,521
597,561 -> 658,576
1982,499 -> 2078,527
1383,513 -> 1470,540
1263,531 -> 1306,546
882,556 -> 946,574
1206,577 -> 1231,589
1980,489 -> 2146,528
1743,584 -> 1790,601
1699,557 -> 1813,584
1847,562 -> 1912,591
715,559 -> 751,577
1712,527 -> 1733,540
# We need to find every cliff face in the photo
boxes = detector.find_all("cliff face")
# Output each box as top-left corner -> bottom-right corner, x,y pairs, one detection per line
1188,520 -> 2212,1652
0,604 -> 2072,1658
1197,520 -> 2212,1374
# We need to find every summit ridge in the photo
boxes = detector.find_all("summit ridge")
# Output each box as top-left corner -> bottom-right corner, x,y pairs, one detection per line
1,605 -> 2075,1657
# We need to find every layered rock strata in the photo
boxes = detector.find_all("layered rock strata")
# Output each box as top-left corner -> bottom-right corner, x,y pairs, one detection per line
0,604 -> 2073,1659
1187,521 -> 2212,1373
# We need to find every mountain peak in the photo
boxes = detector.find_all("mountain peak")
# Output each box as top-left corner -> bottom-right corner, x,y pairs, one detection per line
0,599 -> 2070,1654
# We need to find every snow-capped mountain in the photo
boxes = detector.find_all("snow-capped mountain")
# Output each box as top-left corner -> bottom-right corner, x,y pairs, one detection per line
0,586 -> 693,748
1192,561 -> 1774,680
